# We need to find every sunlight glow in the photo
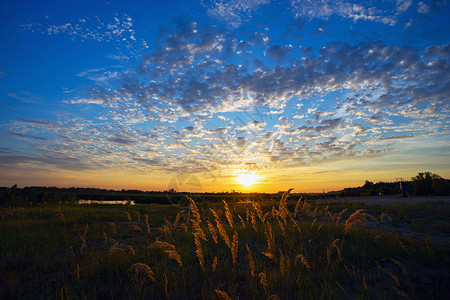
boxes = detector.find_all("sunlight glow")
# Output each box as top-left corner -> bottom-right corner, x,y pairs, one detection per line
235,172 -> 258,187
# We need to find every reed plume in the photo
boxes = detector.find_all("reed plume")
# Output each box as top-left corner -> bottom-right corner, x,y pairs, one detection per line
144,217 -> 151,235
190,219 -> 207,241
194,234 -> 205,271
327,239 -> 342,264
187,196 -> 201,224
80,223 -> 89,254
130,224 -> 143,233
238,214 -> 246,228
278,188 -> 292,223
211,208 -> 231,248
107,222 -> 117,235
262,223 -> 276,260
135,211 -> 140,222
128,263 -> 155,282
293,196 -> 303,219
279,249 -> 286,278
223,200 -> 234,227
109,245 -> 125,255
231,231 -> 238,264
252,201 -> 264,222
333,208 -> 348,224
212,256 -> 218,272
173,210 -> 185,228
259,272 -> 268,293
125,211 -> 131,222
246,244 -> 256,277
207,220 -> 218,243
296,253 -> 311,269
150,241 -> 183,266
215,289 -> 232,300
250,211 -> 257,231
381,212 -> 392,222
345,209 -> 376,233
277,217 -> 286,237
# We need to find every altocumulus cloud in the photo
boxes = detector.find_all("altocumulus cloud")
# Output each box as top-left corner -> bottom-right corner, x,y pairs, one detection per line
5,3 -> 449,177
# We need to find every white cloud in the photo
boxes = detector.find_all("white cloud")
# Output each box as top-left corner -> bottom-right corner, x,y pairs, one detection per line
201,0 -> 270,27
290,0 -> 397,25
418,2 -> 430,13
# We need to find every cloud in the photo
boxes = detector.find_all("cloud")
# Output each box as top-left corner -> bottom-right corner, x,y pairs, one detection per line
396,0 -> 412,12
418,2 -> 430,13
20,14 -> 143,59
7,16 -> 450,178
265,45 -> 294,61
201,0 -> 270,27
290,0 -> 397,25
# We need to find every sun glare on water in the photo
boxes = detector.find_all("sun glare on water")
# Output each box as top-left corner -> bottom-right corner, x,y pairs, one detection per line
236,172 -> 259,187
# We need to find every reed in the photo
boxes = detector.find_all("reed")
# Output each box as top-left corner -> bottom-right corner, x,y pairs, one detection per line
246,244 -> 256,277
231,231 -> 238,264
223,200 -> 234,228
215,289 -> 232,300
128,263 -> 155,282
344,209 -> 376,233
150,241 -> 183,267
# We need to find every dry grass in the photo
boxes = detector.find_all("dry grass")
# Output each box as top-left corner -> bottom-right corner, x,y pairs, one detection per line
223,200 -> 234,227
128,263 -> 155,282
215,289 -> 232,300
246,244 -> 256,277
345,209 -> 376,233
150,241 -> 183,267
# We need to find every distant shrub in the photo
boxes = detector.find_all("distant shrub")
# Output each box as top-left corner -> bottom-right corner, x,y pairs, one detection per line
411,172 -> 450,195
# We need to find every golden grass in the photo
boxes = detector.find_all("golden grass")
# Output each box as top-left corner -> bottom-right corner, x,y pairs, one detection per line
128,263 -> 155,282
238,214 -> 246,228
211,208 -> 231,248
262,223 -> 276,260
223,200 -> 234,228
344,209 -> 376,233
130,224 -> 144,233
150,241 -> 183,267
252,201 -> 264,222
293,196 -> 303,219
194,234 -> 205,271
231,231 -> 238,264
207,220 -> 218,243
215,289 -> 232,300
125,211 -> 131,222
259,272 -> 268,294
296,253 -> 311,269
246,244 -> 256,277
212,256 -> 218,272
79,223 -> 89,254
187,196 -> 202,224
108,222 -> 117,234
279,249 -> 286,278
250,211 -> 258,231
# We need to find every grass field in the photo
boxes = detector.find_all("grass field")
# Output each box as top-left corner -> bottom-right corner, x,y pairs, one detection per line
1,192 -> 449,299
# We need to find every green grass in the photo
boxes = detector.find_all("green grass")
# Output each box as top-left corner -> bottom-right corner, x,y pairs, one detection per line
0,195 -> 449,299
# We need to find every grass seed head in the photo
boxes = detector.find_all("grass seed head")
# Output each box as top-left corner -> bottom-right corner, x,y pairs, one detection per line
128,263 -> 155,282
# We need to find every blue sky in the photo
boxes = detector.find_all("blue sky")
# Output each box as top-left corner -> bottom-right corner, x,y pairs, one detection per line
0,0 -> 449,192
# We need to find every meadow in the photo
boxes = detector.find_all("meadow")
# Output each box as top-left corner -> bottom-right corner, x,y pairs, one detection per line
0,191 -> 448,299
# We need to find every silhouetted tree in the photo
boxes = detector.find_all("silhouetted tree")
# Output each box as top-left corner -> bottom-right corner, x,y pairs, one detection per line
411,172 -> 445,195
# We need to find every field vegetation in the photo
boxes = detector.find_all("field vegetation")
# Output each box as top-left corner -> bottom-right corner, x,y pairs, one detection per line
1,190 -> 449,299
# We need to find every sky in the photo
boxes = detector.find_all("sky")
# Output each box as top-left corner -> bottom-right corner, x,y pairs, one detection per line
0,0 -> 449,193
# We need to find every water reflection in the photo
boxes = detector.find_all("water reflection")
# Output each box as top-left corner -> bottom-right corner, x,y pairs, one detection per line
78,200 -> 135,205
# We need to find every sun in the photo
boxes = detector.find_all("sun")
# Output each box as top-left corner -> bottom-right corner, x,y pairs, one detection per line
235,172 -> 258,187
